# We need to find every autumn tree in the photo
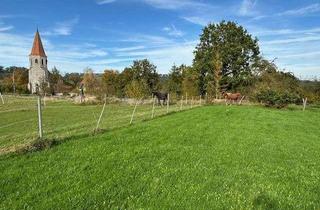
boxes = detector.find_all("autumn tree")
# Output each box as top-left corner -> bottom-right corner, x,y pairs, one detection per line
211,52 -> 223,99
0,66 -> 29,93
102,69 -> 119,96
82,68 -> 101,95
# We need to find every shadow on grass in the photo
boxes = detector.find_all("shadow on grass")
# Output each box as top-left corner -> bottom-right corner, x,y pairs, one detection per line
252,193 -> 279,210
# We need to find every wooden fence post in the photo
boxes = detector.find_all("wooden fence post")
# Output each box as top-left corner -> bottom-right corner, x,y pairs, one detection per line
151,96 -> 156,119
0,92 -> 4,105
200,95 -> 202,106
95,95 -> 107,131
238,96 -> 245,105
180,96 -> 183,111
303,98 -> 308,111
185,93 -> 188,105
130,99 -> 140,124
37,95 -> 43,138
167,93 -> 170,114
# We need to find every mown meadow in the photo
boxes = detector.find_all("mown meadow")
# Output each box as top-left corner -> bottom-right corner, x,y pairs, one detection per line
1,104 -> 320,209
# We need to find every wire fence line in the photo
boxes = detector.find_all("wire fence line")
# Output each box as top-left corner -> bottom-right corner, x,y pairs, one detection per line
0,93 -> 205,154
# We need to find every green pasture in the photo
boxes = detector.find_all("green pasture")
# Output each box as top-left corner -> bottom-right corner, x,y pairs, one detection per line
0,96 -> 191,153
1,104 -> 320,209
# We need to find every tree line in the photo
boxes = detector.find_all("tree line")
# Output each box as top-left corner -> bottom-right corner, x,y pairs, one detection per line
1,21 -> 319,105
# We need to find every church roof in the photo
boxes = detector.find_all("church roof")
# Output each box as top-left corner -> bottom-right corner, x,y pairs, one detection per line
30,29 -> 46,57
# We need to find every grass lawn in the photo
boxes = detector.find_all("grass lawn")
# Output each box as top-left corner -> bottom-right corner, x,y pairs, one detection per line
1,105 -> 320,209
0,96 -> 187,153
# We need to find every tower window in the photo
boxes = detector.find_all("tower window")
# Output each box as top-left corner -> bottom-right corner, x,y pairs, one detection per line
42,59 -> 44,65
35,59 -> 38,64
46,59 -> 48,65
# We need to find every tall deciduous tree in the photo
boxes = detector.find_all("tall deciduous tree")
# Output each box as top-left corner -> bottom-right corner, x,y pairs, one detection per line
49,66 -> 63,94
130,59 -> 159,92
194,21 -> 260,94
64,73 -> 82,90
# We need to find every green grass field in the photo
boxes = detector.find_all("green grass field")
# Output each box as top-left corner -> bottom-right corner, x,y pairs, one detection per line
0,96 -> 190,153
1,104 -> 320,209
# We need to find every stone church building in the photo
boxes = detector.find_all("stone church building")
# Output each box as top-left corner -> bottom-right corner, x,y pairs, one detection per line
28,29 -> 49,93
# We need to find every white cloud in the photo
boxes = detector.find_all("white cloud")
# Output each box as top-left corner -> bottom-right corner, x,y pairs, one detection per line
239,0 -> 258,16
44,17 -> 79,36
251,27 -> 320,37
0,31 -> 110,72
142,0 -> 208,10
162,24 -> 184,37
0,25 -> 14,32
113,46 -> 146,52
96,0 -> 116,5
120,34 -> 174,46
96,0 -> 209,10
279,51 -> 320,59
0,15 -> 15,32
263,36 -> 320,45
278,3 -> 320,16
182,16 -> 210,26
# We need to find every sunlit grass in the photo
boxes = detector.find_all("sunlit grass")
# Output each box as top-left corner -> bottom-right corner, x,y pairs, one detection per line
1,105 -> 320,209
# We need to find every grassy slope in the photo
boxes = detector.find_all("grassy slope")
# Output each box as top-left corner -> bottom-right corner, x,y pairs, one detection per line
1,105 -> 320,209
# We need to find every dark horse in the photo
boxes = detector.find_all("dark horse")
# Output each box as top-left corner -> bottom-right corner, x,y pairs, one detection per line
152,91 -> 168,106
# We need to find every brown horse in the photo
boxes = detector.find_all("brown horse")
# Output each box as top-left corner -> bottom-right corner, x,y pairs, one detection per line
223,92 -> 242,104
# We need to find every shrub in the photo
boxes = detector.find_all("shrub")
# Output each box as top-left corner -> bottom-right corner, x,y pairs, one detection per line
125,80 -> 149,99
256,89 -> 300,108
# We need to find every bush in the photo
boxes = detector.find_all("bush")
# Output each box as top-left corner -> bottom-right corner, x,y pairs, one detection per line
125,80 -> 149,99
256,89 -> 300,108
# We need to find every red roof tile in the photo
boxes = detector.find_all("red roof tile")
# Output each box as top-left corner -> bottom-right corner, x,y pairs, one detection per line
30,30 -> 46,57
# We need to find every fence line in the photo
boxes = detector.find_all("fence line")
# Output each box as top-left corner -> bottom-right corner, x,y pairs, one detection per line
0,94 -> 204,154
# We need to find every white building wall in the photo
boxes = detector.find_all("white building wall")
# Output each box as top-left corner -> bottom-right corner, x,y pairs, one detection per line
28,55 -> 49,93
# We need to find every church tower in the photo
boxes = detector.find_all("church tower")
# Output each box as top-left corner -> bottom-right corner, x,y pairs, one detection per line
28,29 -> 49,93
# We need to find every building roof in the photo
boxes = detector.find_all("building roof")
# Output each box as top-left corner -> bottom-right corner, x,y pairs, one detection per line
30,29 -> 46,57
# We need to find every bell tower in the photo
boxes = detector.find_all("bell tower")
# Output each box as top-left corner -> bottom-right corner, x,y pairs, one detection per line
28,29 -> 49,93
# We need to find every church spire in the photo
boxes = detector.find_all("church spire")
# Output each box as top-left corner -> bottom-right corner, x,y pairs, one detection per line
30,29 -> 46,57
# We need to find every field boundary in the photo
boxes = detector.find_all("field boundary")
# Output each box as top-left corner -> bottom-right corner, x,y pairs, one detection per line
0,103 -> 204,156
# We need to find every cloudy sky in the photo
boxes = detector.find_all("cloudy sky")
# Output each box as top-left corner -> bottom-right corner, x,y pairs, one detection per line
0,0 -> 320,78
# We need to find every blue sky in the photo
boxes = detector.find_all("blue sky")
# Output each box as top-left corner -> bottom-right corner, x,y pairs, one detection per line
0,0 -> 320,78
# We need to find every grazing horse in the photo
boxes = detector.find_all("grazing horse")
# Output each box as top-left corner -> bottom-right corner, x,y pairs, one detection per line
223,92 -> 242,104
152,91 -> 168,106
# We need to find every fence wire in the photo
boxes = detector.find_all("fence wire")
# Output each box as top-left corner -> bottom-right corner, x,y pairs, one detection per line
0,94 -> 205,154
